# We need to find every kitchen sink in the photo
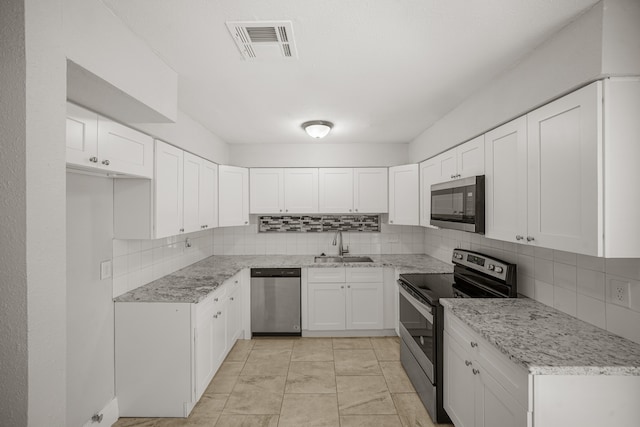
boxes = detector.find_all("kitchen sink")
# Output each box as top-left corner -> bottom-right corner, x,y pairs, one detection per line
313,256 -> 373,263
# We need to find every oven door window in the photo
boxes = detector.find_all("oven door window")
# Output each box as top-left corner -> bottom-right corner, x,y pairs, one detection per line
399,293 -> 435,366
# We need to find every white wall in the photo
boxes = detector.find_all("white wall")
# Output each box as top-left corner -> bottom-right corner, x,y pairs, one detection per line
64,0 -> 178,122
230,143 -> 409,167
425,228 -> 640,345
66,174 -> 115,426
213,217 -> 424,256
409,2 -> 605,162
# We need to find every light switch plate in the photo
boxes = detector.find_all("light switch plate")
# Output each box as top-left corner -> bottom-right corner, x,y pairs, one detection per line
100,260 -> 112,280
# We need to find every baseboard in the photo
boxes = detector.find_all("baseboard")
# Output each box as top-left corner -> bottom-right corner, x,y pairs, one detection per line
83,397 -> 119,427
302,329 -> 397,337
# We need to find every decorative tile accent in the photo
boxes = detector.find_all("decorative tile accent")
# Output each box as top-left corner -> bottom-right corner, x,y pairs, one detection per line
259,215 -> 380,233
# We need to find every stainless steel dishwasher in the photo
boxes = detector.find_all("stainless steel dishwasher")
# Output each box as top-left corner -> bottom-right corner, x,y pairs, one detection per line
250,268 -> 301,336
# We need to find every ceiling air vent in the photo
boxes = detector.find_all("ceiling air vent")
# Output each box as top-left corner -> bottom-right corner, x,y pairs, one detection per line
226,21 -> 298,61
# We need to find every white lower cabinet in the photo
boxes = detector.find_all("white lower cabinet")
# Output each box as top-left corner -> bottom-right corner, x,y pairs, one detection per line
307,267 -> 383,331
115,273 -> 244,418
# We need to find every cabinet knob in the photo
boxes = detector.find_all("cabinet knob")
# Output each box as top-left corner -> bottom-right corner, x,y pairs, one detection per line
244,221 -> 248,225
389,220 -> 393,224
285,209 -> 288,212
347,285 -> 351,288
89,156 -> 98,163
102,159 -> 110,166
279,209 -> 282,212
451,174 -> 455,179
230,297 -> 234,301
472,368 -> 480,375
470,342 -> 478,348
349,209 -> 352,212
213,314 -> 218,318
527,236 -> 535,242
179,228 -> 184,232
340,285 -> 344,289
214,298 -> 219,302
217,311 -> 222,315
235,280 -> 238,284
515,235 -> 524,241
355,209 -> 358,212
465,360 -> 472,366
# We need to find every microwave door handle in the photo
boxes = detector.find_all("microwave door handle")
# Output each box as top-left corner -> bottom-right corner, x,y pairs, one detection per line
398,285 -> 434,323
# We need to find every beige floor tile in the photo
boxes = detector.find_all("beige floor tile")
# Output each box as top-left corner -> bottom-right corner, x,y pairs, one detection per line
332,337 -> 372,350
293,337 -> 333,349
223,376 -> 286,415
241,349 -> 291,376
291,345 -> 334,362
187,393 -> 228,424
224,340 -> 255,362
113,418 -> 165,427
371,337 -> 401,361
392,393 -> 436,427
380,361 -> 415,393
205,374 -> 239,395
334,349 -> 381,375
340,415 -> 403,427
216,361 -> 245,377
336,376 -> 396,415
285,361 -> 336,393
278,393 -> 340,427
214,414 -> 279,427
251,338 -> 295,350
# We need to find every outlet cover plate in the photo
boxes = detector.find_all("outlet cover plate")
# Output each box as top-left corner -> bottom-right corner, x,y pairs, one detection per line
100,260 -> 112,280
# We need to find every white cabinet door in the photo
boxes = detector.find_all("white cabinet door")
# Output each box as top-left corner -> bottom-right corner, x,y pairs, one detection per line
484,117 -> 527,243
250,168 -> 285,214
97,116 -> 154,178
434,150 -> 457,181
183,152 -> 202,234
212,299 -> 228,370
155,140 -> 184,238
353,168 -> 388,213
345,282 -> 383,329
226,282 -> 242,347
388,164 -> 419,225
219,165 -> 249,227
419,158 -> 440,227
457,135 -> 485,178
307,283 -> 346,331
284,168 -> 319,213
475,369 -> 528,427
200,160 -> 218,230
443,332 -> 476,427
319,168 -> 354,213
195,297 -> 215,399
66,103 -> 98,168
527,82 -> 601,255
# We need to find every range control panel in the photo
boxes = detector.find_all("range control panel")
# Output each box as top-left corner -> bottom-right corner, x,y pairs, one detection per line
451,249 -> 511,281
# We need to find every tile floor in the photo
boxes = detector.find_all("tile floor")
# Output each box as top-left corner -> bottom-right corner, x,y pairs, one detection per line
114,337 -> 455,427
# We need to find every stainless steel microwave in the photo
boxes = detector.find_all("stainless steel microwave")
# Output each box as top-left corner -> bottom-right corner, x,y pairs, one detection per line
430,175 -> 485,233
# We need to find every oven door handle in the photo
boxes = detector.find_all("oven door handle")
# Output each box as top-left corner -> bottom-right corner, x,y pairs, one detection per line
398,284 -> 434,323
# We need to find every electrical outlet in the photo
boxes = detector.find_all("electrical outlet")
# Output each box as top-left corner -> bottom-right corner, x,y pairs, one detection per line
100,260 -> 112,280
610,279 -> 630,307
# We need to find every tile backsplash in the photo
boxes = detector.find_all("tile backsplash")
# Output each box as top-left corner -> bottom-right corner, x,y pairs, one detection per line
259,215 -> 380,233
112,229 -> 214,298
215,215 -> 424,256
424,227 -> 640,345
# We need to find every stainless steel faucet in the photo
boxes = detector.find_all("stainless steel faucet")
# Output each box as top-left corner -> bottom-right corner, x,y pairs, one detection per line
332,231 -> 349,256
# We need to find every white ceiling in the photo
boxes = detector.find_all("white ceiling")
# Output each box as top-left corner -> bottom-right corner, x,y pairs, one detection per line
103,0 -> 599,145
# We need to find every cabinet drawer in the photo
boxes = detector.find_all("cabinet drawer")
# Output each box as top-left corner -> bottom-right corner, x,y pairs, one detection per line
345,267 -> 383,283
444,310 -> 529,410
308,267 -> 346,283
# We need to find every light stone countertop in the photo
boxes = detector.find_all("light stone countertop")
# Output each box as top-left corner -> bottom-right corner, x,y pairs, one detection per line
441,298 -> 640,376
114,254 -> 453,304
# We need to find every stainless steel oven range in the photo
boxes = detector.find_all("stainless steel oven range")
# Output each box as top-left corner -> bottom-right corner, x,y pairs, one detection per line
397,249 -> 517,424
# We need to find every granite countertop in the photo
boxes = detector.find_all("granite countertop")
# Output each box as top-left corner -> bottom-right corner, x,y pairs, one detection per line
115,254 -> 453,304
441,298 -> 640,376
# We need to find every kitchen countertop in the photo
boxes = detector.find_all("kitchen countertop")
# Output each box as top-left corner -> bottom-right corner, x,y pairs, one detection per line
115,254 -> 453,304
441,298 -> 640,376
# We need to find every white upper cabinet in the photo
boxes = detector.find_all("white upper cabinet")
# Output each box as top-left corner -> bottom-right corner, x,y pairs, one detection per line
319,168 -> 354,213
200,160 -> 218,231
526,82 -> 601,255
249,168 -> 319,214
219,165 -> 249,227
66,103 -> 153,178
183,152 -> 202,234
388,164 -> 419,226
484,117 -> 528,243
154,141 -> 185,238
456,136 -> 485,178
250,168 -> 285,214
353,168 -> 388,213
284,168 -> 319,213
419,158 -> 441,228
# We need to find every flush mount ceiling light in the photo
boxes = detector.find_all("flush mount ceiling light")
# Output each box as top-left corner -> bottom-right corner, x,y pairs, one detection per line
302,120 -> 333,139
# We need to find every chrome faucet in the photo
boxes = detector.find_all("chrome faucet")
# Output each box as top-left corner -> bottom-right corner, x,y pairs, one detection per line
332,231 -> 349,256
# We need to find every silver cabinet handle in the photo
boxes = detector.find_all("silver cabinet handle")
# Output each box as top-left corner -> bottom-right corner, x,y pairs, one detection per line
89,156 -> 98,163
286,209 -> 288,212
472,368 -> 480,375
340,285 -> 344,289
214,298 -> 219,302
516,235 -> 524,240
179,228 -> 184,232
217,311 -> 222,315
470,342 -> 478,348
451,174 -> 456,179
527,236 -> 535,242
102,159 -> 110,166
213,314 -> 218,318
465,360 -> 472,366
